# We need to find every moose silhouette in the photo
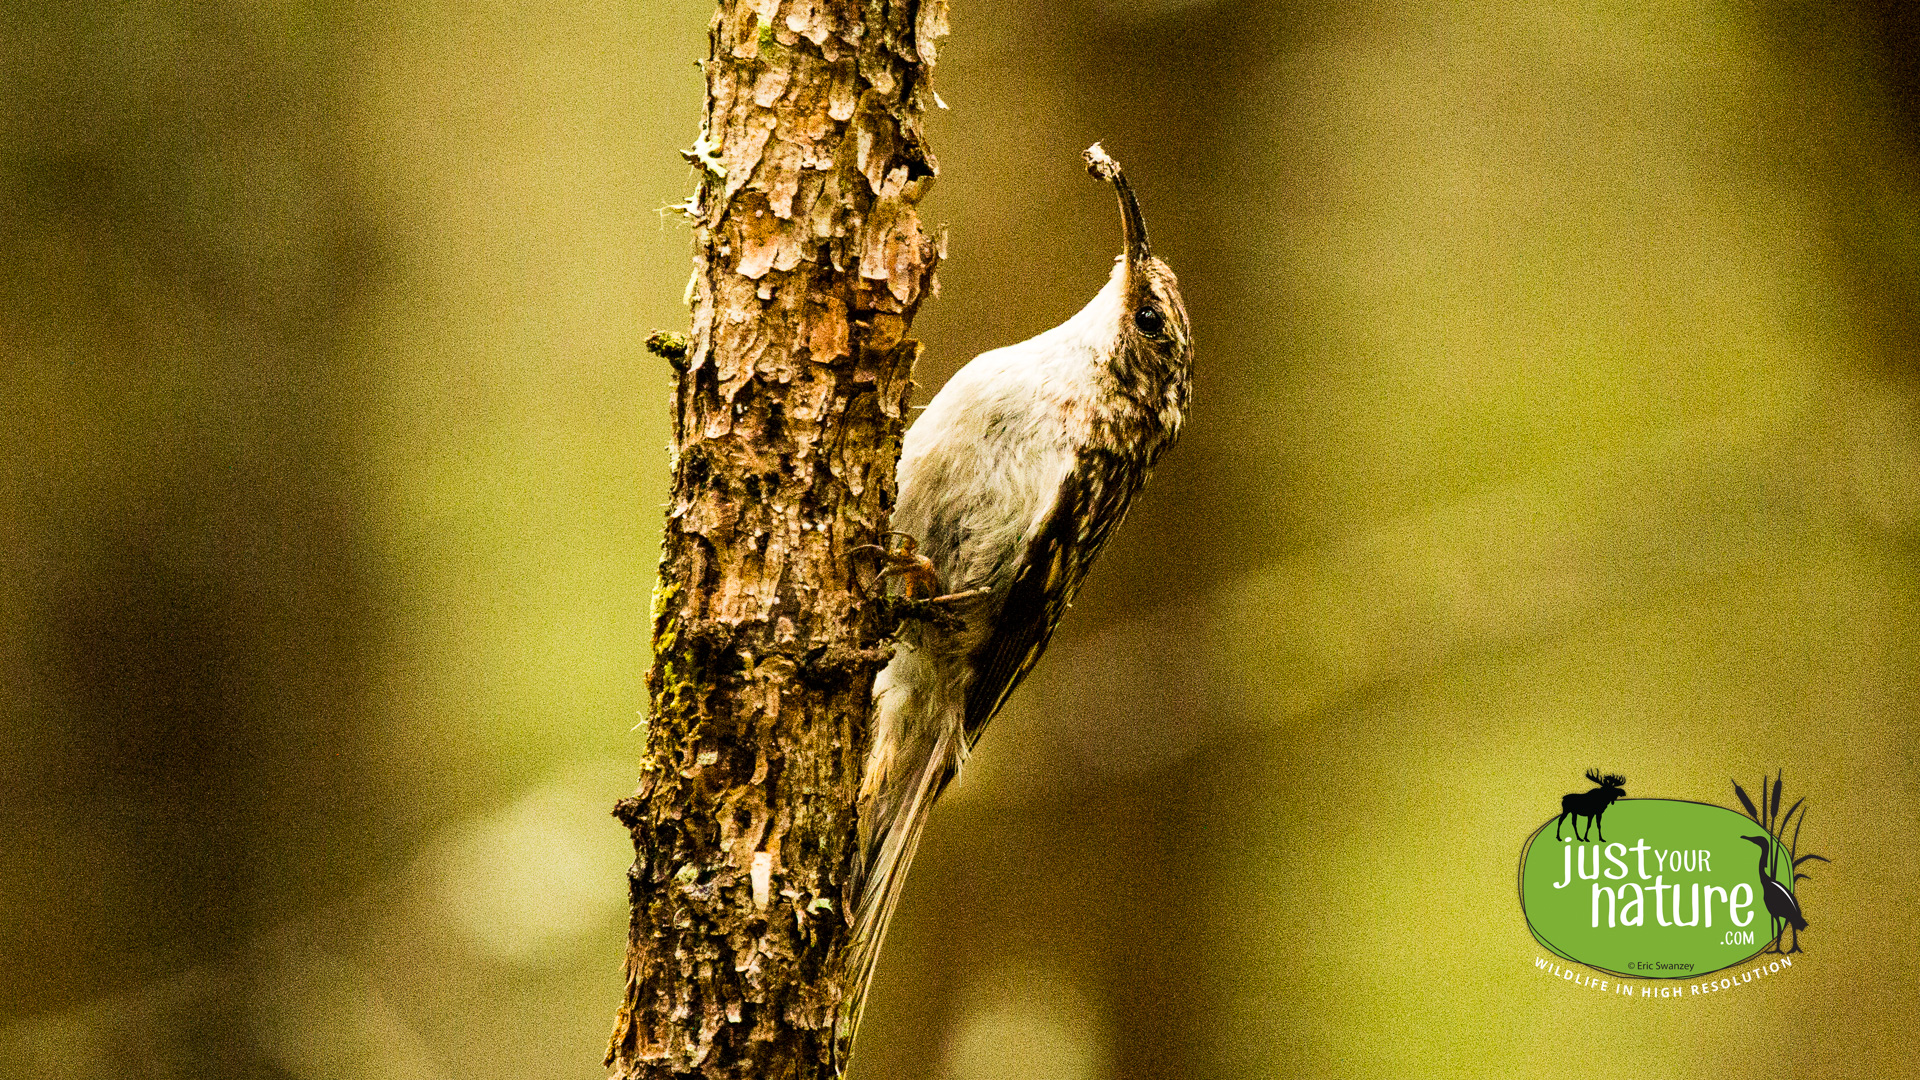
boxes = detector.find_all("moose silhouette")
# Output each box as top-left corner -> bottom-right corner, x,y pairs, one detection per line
1554,770 -> 1627,842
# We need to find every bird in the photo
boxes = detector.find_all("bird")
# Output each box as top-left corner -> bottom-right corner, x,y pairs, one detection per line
836,144 -> 1192,1064
1740,834 -> 1807,954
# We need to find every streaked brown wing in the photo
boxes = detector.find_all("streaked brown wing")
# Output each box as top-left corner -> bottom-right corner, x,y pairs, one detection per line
962,458 -> 1133,742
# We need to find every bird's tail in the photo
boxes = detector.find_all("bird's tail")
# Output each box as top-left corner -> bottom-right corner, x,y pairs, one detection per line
832,663 -> 963,1074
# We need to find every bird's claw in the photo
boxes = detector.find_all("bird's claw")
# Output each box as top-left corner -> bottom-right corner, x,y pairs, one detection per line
853,532 -> 942,601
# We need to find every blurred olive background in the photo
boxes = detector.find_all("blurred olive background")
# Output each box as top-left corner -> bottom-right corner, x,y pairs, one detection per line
4,1 -> 1917,1077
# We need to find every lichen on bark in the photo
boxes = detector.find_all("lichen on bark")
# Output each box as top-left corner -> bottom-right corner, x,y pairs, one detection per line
607,1 -> 946,1077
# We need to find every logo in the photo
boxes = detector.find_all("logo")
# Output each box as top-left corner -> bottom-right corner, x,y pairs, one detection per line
1519,771 -> 1827,983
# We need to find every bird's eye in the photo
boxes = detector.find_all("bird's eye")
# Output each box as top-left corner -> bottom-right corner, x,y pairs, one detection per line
1133,306 -> 1164,336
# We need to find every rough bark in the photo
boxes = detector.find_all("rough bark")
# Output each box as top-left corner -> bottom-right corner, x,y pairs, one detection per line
607,2 -> 945,1078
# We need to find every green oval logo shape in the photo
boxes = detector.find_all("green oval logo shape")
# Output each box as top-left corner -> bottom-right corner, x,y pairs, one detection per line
1519,799 -> 1794,978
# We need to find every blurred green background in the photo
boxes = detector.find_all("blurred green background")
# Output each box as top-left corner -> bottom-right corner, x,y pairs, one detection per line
3,1 -> 1917,1077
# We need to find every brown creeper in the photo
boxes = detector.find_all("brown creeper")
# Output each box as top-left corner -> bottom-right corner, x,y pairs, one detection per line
838,144 -> 1193,1062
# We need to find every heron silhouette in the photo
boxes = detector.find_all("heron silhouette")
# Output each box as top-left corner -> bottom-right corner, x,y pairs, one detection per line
1741,834 -> 1807,954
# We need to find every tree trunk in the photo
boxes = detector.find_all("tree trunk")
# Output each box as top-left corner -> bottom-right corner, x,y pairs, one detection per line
607,2 -> 945,1078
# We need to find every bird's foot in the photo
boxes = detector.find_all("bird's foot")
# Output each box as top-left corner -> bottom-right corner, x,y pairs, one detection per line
879,594 -> 973,634
852,532 -> 942,601
857,534 -> 991,633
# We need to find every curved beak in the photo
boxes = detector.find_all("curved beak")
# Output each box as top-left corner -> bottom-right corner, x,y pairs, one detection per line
1084,143 -> 1151,265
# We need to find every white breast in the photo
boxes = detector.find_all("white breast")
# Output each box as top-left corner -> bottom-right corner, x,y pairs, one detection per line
890,263 -> 1129,595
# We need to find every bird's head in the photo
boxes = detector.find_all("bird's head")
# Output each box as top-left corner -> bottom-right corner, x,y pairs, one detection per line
1741,835 -> 1772,851
1084,143 -> 1192,383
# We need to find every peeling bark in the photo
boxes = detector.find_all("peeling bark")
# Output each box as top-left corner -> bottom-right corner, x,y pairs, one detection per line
608,2 -> 945,1078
